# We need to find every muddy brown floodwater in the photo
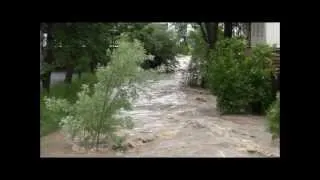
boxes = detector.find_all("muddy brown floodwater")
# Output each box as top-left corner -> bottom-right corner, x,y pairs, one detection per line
41,55 -> 280,157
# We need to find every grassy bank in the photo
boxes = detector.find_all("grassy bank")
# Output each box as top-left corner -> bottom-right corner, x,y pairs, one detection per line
40,73 -> 97,137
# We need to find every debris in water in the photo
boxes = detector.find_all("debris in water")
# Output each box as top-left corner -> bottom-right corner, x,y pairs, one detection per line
185,120 -> 206,129
195,97 -> 207,102
116,141 -> 135,150
247,149 -> 257,154
138,135 -> 155,143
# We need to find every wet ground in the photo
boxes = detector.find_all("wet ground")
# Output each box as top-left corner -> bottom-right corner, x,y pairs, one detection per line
40,56 -> 280,157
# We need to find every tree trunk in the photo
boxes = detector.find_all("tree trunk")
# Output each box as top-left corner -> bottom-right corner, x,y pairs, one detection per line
40,29 -> 44,74
200,78 -> 206,88
42,72 -> 51,93
204,23 -> 218,49
205,23 -> 214,49
90,54 -> 97,74
250,101 -> 263,115
199,23 -> 219,88
212,23 -> 218,48
41,23 -> 54,93
224,22 -> 233,38
247,23 -> 252,47
271,73 -> 277,100
40,30 -> 44,92
64,65 -> 74,84
90,61 -> 95,74
78,71 -> 82,79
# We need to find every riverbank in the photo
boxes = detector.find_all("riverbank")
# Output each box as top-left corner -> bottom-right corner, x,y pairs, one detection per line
41,56 -> 279,157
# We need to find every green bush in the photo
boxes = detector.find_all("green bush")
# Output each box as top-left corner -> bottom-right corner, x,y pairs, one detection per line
187,26 -> 224,87
267,92 -> 280,136
187,25 -> 237,87
40,100 -> 60,137
40,73 -> 97,137
176,43 -> 190,55
44,38 -> 147,149
207,38 -> 275,114
132,23 -> 179,71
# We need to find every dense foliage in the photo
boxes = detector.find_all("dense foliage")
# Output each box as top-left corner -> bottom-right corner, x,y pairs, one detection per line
53,23 -> 120,74
130,23 -> 179,71
185,26 -> 225,87
207,38 -> 275,114
40,73 -> 97,137
44,39 -> 147,149
40,23 -> 148,93
40,23 -> 180,139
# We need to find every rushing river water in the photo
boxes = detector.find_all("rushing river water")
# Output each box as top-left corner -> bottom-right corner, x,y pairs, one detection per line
41,55 -> 280,157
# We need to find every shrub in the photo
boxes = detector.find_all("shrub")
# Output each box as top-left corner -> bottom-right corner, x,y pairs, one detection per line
267,92 -> 280,136
40,100 -> 61,137
40,73 -> 97,137
44,38 -> 147,149
132,24 -> 179,71
176,43 -> 190,55
187,25 -> 238,88
207,38 -> 275,114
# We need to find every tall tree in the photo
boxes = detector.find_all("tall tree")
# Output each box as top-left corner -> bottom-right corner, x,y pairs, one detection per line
53,23 -> 127,83
198,22 -> 219,49
41,23 -> 55,93
40,26 -> 44,76
196,22 -> 219,87
53,23 -> 89,84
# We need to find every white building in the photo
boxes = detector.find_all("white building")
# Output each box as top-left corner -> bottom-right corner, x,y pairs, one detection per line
251,22 -> 280,48
251,22 -> 280,84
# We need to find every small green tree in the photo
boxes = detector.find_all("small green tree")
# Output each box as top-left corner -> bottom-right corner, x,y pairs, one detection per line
44,38 -> 147,150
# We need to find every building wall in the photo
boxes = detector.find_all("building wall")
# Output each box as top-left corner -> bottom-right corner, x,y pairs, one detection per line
251,22 -> 280,48
251,23 -> 266,46
265,22 -> 280,48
